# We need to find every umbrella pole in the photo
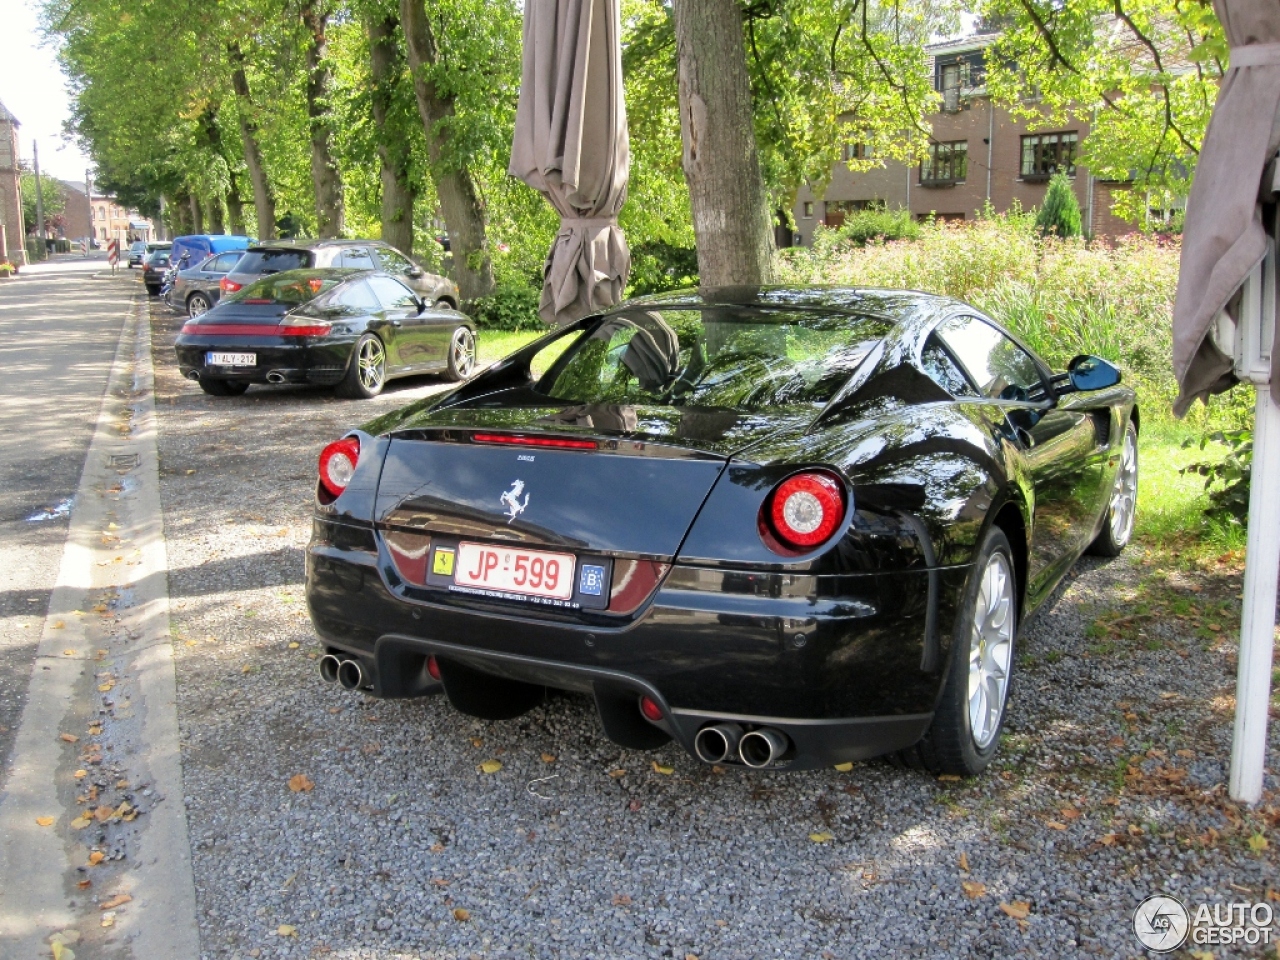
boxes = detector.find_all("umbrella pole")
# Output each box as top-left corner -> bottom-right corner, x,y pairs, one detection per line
1229,383 -> 1280,804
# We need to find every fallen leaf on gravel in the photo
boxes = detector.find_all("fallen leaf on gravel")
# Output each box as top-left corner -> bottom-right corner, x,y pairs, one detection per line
808,832 -> 835,843
87,852 -> 105,866
99,894 -> 132,910
1160,690 -> 1179,699
1107,736 -> 1125,748
961,880 -> 986,899
608,769 -> 627,778
685,954 -> 699,960
53,621 -> 65,629
36,816 -> 54,827
1176,749 -> 1195,758
277,924 -> 297,937
612,894 -> 632,906
1059,807 -> 1081,820
287,642 -> 300,649
50,930 -> 80,947
937,774 -> 960,782
1097,833 -> 1120,846
628,799 -> 642,812
479,760 -> 502,774
1248,833 -> 1269,853
452,908 -> 470,922
833,762 -> 853,772
1189,952 -> 1213,960
999,901 -> 1031,920
115,779 -> 128,789
1266,889 -> 1280,902
1045,821 -> 1068,831
94,805 -> 115,823
540,753 -> 556,763
87,723 -> 102,735
958,851 -> 970,872
97,682 -> 114,692
469,737 -> 483,748
711,765 -> 727,775
62,650 -> 77,657
287,774 -> 314,793
60,733 -> 79,743
652,762 -> 674,775
70,816 -> 91,830
361,743 -> 381,755
51,942 -> 74,960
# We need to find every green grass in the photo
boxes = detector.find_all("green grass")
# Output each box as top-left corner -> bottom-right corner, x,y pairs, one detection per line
475,329 -> 542,367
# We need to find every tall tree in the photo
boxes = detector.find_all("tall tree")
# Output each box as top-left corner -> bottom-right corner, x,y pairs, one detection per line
400,0 -> 495,299
670,0 -> 775,286
367,11 -> 417,253
301,0 -> 346,237
227,41 -> 278,240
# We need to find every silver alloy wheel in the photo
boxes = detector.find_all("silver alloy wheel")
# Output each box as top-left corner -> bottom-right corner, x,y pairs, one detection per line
967,551 -> 1015,750
451,328 -> 475,378
357,337 -> 386,392
1109,428 -> 1138,545
188,295 -> 209,317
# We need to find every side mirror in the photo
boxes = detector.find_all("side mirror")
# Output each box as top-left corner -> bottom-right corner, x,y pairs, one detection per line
1065,355 -> 1121,393
407,265 -> 424,278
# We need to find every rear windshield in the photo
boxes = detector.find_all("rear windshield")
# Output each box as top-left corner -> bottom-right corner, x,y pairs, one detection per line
235,250 -> 310,274
533,308 -> 892,409
228,271 -> 343,305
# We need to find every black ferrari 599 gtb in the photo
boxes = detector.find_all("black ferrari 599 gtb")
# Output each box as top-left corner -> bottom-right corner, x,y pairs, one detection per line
305,286 -> 1137,775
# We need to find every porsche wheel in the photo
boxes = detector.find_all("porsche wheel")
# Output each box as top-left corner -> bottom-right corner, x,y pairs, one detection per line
443,327 -> 475,382
900,527 -> 1017,776
338,334 -> 386,399
187,292 -> 212,317
1088,419 -> 1138,557
198,378 -> 249,397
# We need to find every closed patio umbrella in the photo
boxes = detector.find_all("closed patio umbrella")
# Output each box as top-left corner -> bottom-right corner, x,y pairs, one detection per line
509,0 -> 630,326
1173,0 -> 1280,803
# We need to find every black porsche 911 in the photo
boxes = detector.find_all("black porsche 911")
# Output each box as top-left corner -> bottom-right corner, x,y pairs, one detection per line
305,286 -> 1138,775
173,268 -> 477,398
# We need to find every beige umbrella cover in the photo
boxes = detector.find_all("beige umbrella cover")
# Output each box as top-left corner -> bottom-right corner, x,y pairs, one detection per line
509,0 -> 631,326
1173,0 -> 1280,414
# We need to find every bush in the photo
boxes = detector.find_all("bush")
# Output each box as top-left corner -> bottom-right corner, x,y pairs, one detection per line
25,238 -> 43,263
467,281 -> 544,331
837,205 -> 921,246
627,241 -> 698,297
1036,173 -> 1083,238
1181,429 -> 1252,525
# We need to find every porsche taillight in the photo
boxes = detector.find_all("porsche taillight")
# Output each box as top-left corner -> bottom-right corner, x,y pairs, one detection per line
318,437 -> 361,499
760,470 -> 847,553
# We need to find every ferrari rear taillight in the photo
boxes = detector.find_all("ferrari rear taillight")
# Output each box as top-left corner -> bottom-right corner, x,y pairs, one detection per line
318,437 -> 361,499
761,470 -> 847,553
220,277 -> 242,293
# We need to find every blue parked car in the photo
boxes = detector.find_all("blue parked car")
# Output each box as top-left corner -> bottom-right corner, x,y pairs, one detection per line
169,235 -> 253,273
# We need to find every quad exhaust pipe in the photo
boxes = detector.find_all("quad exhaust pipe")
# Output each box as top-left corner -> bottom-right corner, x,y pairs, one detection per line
693,723 -> 791,767
738,727 -> 790,768
694,723 -> 744,764
186,370 -> 201,381
266,371 -> 286,384
318,655 -> 366,691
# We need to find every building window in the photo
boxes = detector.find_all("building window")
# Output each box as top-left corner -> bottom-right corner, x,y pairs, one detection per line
841,143 -> 874,162
1021,132 -> 1078,179
803,201 -> 814,218
921,141 -> 967,185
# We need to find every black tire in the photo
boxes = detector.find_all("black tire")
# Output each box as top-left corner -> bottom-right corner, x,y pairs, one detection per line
898,527 -> 1018,776
187,292 -> 212,317
1088,419 -> 1138,557
443,326 -> 476,382
198,378 -> 249,397
145,284 -> 160,296
337,334 -> 387,399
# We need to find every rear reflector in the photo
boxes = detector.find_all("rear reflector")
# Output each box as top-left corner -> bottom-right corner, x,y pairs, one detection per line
472,433 -> 597,450
639,696 -> 664,723
318,437 -> 361,498
427,656 -> 442,681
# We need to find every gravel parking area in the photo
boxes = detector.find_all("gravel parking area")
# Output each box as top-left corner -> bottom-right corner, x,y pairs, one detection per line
146,301 -> 1278,960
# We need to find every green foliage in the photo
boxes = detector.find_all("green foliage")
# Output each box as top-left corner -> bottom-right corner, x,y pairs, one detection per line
468,282 -> 543,331
627,242 -> 699,296
20,171 -> 67,233
983,0 -> 1223,220
825,205 -> 921,247
777,213 -> 1247,432
1180,429 -> 1252,525
1035,173 -> 1082,238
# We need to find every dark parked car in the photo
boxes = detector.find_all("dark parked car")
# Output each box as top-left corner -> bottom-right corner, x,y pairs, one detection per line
171,250 -> 246,316
141,247 -> 173,295
174,267 -> 477,398
127,240 -> 149,268
221,240 -> 458,309
306,286 -> 1139,776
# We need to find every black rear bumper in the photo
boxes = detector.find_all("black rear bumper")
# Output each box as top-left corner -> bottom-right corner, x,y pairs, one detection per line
306,518 -> 969,770
175,337 -> 355,386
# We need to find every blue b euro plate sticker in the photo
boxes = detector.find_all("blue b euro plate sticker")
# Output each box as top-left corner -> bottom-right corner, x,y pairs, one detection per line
579,564 -> 607,597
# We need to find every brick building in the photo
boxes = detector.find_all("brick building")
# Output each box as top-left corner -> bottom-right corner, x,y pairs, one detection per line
792,34 -> 1136,244
59,180 -> 153,246
0,99 -> 26,264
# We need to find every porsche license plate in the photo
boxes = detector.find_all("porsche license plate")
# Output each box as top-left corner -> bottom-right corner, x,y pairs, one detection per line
206,352 -> 256,367
453,542 -> 575,600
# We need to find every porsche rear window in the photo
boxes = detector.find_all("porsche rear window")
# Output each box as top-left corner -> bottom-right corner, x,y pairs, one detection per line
235,250 -> 311,274
228,272 -> 342,305
535,308 -> 892,409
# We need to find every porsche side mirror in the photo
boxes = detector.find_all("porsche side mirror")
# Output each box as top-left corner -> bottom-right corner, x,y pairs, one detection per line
1065,355 -> 1122,393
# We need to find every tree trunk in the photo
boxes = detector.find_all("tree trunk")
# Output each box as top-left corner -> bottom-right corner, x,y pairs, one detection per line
227,42 -> 277,240
400,0 -> 494,300
671,0 -> 774,287
207,195 -> 225,233
368,14 -> 416,255
301,0 -> 345,238
227,173 -> 246,236
189,194 -> 204,234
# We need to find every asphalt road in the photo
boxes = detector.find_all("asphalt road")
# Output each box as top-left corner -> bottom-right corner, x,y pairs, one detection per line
0,257 -> 135,781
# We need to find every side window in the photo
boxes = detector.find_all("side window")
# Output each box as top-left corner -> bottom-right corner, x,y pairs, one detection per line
340,247 -> 377,270
331,280 -> 382,315
367,275 -> 420,310
374,247 -> 413,276
212,252 -> 241,273
936,316 -> 1043,401
920,334 -> 979,397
